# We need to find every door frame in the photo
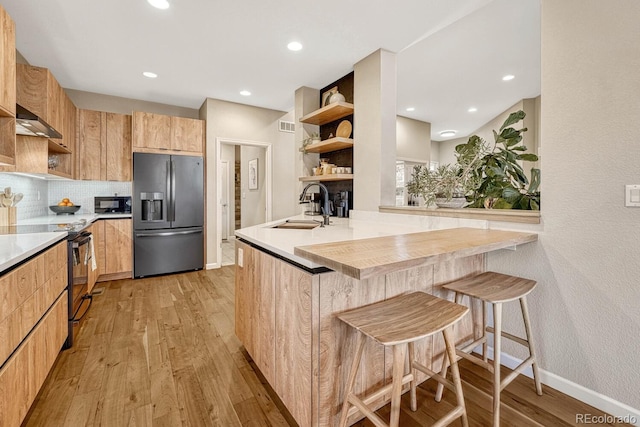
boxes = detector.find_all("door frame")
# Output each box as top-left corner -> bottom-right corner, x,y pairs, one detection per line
213,137 -> 273,269
220,159 -> 230,240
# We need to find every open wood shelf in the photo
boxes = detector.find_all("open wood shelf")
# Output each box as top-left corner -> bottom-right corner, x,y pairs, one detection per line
304,137 -> 353,154
47,168 -> 72,180
298,174 -> 353,182
47,139 -> 71,154
299,102 -> 354,126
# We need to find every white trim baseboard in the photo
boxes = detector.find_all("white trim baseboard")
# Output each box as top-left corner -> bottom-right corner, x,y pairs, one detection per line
476,346 -> 640,426
206,262 -> 221,269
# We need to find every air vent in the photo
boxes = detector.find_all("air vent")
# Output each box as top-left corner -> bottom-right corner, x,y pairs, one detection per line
278,120 -> 295,133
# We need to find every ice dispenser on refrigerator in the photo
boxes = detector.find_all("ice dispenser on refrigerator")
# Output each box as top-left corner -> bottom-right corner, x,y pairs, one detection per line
140,192 -> 164,221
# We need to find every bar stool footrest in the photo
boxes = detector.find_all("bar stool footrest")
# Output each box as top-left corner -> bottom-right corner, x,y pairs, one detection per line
500,355 -> 536,392
486,326 -> 530,348
346,373 -> 414,419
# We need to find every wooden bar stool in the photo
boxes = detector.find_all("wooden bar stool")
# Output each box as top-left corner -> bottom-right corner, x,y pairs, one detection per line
435,272 -> 543,426
336,292 -> 469,427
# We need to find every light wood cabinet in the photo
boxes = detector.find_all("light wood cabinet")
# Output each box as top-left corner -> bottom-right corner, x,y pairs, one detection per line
77,109 -> 132,181
133,111 -> 204,155
132,111 -> 171,151
0,5 -> 15,166
104,219 -> 132,276
16,64 -> 63,135
235,240 -> 314,427
0,240 -> 68,427
13,64 -> 75,177
87,223 -> 100,293
170,116 -> 204,153
0,292 -> 67,427
91,219 -> 132,282
0,4 -> 15,118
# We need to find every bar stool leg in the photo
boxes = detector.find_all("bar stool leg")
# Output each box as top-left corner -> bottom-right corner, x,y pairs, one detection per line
492,302 -> 503,427
408,341 -> 417,411
339,333 -> 366,427
390,343 -> 408,427
520,296 -> 543,396
434,292 -> 459,402
482,300 -> 488,363
443,327 -> 469,427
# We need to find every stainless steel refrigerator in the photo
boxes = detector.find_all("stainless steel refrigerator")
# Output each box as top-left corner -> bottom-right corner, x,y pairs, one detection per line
133,152 -> 204,278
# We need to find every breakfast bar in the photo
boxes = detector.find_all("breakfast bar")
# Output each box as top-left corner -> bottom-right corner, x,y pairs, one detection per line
235,215 -> 537,426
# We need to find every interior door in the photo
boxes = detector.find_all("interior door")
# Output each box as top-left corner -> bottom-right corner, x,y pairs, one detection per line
221,160 -> 229,240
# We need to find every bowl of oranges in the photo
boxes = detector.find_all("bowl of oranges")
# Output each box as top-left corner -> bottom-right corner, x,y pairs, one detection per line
49,198 -> 80,215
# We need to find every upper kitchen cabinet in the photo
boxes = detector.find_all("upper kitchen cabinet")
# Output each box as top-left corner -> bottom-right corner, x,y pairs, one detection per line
77,109 -> 132,181
133,111 -> 204,155
0,5 -> 15,117
170,116 -> 204,153
0,5 -> 15,166
17,65 -> 62,136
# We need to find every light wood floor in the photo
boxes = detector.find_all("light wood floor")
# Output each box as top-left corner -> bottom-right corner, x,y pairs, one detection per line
23,267 -> 628,426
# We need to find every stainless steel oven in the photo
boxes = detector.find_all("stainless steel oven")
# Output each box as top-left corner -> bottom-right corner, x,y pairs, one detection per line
65,230 -> 93,348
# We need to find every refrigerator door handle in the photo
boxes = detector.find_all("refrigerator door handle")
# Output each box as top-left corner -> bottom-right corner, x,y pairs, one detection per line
135,229 -> 202,238
170,159 -> 176,222
166,159 -> 172,222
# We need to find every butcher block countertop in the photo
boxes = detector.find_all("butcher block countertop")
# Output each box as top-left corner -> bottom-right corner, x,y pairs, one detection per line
293,227 -> 538,280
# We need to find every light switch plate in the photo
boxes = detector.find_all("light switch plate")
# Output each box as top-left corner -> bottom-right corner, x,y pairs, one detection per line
625,185 -> 640,207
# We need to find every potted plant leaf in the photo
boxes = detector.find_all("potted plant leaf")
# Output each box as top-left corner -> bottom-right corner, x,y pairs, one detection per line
458,110 -> 540,210
299,132 -> 321,154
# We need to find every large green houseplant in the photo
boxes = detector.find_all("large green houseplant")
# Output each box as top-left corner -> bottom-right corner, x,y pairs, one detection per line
406,110 -> 540,210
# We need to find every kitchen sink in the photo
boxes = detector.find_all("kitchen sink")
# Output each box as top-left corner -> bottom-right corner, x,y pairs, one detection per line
270,220 -> 321,230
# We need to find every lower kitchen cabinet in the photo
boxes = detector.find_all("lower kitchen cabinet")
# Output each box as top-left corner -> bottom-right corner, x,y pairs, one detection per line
235,240 -> 314,426
0,240 -> 68,427
92,218 -> 132,283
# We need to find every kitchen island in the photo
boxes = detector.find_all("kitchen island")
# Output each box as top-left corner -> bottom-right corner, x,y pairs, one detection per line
235,214 -> 537,426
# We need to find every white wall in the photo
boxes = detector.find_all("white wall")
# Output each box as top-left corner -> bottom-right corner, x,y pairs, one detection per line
240,146 -> 266,228
396,115 -> 430,162
353,49 -> 397,210
66,89 -> 200,118
487,0 -> 640,410
201,98 -> 296,266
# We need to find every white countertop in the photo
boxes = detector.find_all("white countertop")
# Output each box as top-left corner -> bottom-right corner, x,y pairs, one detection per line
16,213 -> 131,225
0,213 -> 132,273
0,232 -> 67,273
235,214 -> 443,269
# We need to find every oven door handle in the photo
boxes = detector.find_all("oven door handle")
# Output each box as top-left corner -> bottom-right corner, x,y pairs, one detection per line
135,230 -> 201,238
72,234 -> 92,247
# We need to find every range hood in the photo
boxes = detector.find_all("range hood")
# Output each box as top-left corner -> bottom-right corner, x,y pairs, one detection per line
15,104 -> 62,139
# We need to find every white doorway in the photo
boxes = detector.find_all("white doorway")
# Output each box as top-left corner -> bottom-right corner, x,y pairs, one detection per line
215,137 -> 273,268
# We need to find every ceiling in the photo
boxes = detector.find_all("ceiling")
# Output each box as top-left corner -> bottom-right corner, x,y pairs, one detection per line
3,0 -> 540,142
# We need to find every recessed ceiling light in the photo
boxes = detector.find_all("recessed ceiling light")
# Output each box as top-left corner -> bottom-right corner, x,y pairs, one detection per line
502,74 -> 515,81
406,107 -> 415,112
468,107 -> 477,113
287,41 -> 303,51
142,71 -> 158,78
147,0 -> 169,9
240,90 -> 251,96
439,130 -> 457,138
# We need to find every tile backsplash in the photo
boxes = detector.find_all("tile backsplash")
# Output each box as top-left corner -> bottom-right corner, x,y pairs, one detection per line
0,173 -> 49,220
0,173 -> 132,220
49,181 -> 132,215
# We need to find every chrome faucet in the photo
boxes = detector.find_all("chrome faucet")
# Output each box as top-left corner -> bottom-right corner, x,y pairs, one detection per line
299,183 -> 332,226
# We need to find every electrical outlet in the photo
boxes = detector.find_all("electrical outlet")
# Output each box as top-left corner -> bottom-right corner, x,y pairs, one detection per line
625,185 -> 640,207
